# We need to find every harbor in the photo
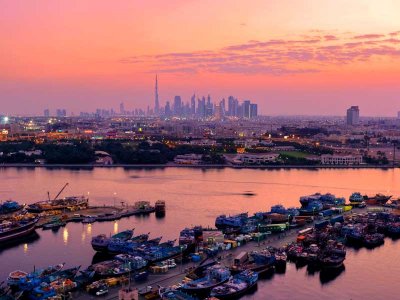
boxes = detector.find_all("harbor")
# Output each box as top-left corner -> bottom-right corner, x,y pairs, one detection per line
2,167 -> 400,299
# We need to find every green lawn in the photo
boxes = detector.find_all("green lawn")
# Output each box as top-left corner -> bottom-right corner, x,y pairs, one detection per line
278,151 -> 309,158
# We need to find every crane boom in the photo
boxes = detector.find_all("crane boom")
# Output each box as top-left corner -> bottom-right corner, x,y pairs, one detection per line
54,183 -> 69,201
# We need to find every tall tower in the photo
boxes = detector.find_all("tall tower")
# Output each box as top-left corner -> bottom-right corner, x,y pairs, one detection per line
154,75 -> 160,115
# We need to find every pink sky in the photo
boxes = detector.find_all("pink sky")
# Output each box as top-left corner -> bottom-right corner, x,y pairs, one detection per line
1,0 -> 400,116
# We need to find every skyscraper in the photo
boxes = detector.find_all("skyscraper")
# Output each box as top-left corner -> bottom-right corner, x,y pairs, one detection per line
250,103 -> 258,118
173,96 -> 182,116
243,100 -> 251,118
346,106 -> 360,125
119,102 -> 125,115
154,75 -> 160,115
190,94 -> 196,116
44,109 -> 50,117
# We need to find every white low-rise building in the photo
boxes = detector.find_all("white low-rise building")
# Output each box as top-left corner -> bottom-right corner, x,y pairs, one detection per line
321,154 -> 363,165
233,153 -> 279,165
174,154 -> 203,165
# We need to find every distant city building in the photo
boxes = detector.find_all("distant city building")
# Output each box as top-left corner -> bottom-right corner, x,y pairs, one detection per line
154,75 -> 160,115
346,106 -> 360,125
250,103 -> 258,118
56,109 -> 67,117
173,96 -> 182,116
119,102 -> 125,115
398,111 -> 400,119
243,100 -> 251,118
44,109 -> 50,117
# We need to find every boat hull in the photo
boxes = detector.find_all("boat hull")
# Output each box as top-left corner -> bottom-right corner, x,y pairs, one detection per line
210,282 -> 257,300
0,219 -> 39,243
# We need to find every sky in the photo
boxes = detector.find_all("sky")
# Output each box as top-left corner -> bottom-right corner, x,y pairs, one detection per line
1,0 -> 400,116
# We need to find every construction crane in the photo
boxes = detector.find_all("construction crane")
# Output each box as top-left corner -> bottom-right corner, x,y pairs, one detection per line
53,183 -> 69,201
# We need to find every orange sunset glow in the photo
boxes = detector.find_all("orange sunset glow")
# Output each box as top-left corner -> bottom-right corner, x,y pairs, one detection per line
1,0 -> 400,115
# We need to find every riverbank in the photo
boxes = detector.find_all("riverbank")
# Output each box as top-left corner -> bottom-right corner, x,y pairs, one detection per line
0,163 -> 398,169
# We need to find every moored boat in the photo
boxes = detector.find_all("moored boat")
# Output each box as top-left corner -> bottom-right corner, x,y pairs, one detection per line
0,217 -> 39,244
155,200 -> 166,217
91,229 -> 134,252
0,200 -> 24,215
210,270 -> 258,299
180,265 -> 231,295
27,196 -> 88,213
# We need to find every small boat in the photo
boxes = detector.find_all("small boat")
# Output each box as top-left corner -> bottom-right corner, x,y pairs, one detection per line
28,283 -> 56,300
364,233 -> 385,248
8,263 -> 66,287
180,265 -> 231,295
91,229 -> 134,252
0,217 -> 39,244
96,212 -> 121,222
210,270 -> 258,299
319,254 -> 345,269
42,217 -> 66,230
155,200 -> 166,217
0,200 -> 24,215
363,194 -> 392,205
82,216 -> 97,224
215,213 -> 248,230
134,271 -> 149,282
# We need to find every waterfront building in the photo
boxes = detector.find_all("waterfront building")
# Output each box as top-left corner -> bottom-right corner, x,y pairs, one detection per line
232,153 -> 279,165
346,106 -> 360,125
321,154 -> 363,165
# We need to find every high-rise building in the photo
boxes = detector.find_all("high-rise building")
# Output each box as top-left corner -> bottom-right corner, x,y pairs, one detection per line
190,94 -> 196,116
154,75 -> 160,115
44,109 -> 50,117
173,96 -> 182,116
165,101 -> 171,117
227,96 -> 238,117
346,106 -> 360,125
398,111 -> 400,119
119,102 -> 125,115
250,103 -> 258,118
243,100 -> 251,118
56,109 -> 66,117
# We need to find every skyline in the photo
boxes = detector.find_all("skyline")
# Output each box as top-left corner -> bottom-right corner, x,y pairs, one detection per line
1,0 -> 400,116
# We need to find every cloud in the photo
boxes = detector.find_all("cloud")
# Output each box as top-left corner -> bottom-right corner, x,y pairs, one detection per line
324,35 -> 338,41
353,34 -> 385,39
121,30 -> 400,75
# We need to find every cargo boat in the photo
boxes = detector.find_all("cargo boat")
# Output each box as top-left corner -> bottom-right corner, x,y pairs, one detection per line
0,200 -> 24,215
210,270 -> 258,299
231,250 -> 276,275
215,213 -> 248,230
91,229 -> 134,252
8,263 -> 65,286
180,265 -> 231,295
0,217 -> 39,243
363,194 -> 392,205
27,196 -> 89,213
155,200 -> 166,217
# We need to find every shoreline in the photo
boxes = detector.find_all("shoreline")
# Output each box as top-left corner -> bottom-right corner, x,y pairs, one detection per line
0,163 -> 398,169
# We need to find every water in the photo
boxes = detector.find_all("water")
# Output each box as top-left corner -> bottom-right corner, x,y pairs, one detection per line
1,167 -> 400,299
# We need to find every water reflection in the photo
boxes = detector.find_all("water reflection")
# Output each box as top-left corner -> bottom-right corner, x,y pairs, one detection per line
86,224 -> 92,235
23,243 -> 28,254
319,265 -> 346,284
63,227 -> 69,245
113,221 -> 118,234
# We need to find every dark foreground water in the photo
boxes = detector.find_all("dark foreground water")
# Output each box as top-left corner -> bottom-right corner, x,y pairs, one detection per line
1,167 -> 400,300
